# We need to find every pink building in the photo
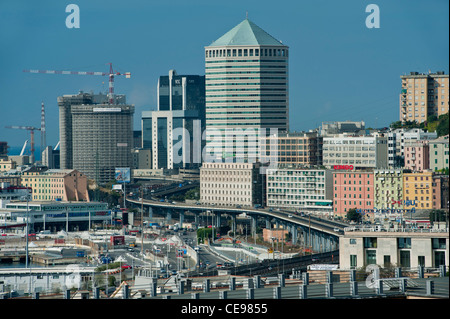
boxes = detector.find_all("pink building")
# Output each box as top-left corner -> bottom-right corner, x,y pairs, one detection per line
333,170 -> 374,218
404,140 -> 429,172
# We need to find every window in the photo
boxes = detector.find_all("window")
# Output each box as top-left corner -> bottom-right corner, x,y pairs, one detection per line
432,238 -> 446,249
400,251 -> 411,268
398,238 -> 411,249
384,255 -> 391,268
364,237 -> 377,248
418,256 -> 425,267
350,255 -> 357,269
366,250 -> 376,265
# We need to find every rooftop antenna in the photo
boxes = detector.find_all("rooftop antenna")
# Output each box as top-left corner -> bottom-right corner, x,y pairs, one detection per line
246,11 -> 248,19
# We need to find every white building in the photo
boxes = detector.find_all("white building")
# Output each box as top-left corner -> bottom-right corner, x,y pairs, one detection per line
266,168 -> 333,213
322,133 -> 388,169
200,162 -> 263,207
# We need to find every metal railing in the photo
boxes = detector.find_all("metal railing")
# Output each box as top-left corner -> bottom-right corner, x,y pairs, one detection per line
1,265 -> 447,299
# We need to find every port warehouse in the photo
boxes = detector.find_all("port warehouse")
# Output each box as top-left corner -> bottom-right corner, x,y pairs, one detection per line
0,201 -> 113,233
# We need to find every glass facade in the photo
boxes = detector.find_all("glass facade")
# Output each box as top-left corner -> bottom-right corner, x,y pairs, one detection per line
157,118 -> 167,169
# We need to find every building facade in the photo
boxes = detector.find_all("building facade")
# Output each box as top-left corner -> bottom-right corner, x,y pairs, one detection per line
266,168 -> 332,213
0,201 -> 109,233
142,70 -> 205,170
373,169 -> 403,210
200,162 -> 263,207
404,140 -> 430,171
400,71 -> 449,123
21,168 -> 89,202
323,134 -> 388,170
261,131 -> 322,168
332,170 -> 374,218
340,228 -> 449,269
429,135 -> 449,172
387,128 -> 437,168
403,171 -> 433,210
204,18 -> 289,162
58,91 -> 134,185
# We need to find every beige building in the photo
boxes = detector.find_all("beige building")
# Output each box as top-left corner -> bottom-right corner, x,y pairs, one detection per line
0,159 -> 15,172
21,168 -> 90,202
400,71 -> 449,124
340,228 -> 449,269
261,131 -> 322,167
200,162 -> 263,207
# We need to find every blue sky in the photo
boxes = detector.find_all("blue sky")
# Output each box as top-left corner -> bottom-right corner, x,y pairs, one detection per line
0,0 -> 448,151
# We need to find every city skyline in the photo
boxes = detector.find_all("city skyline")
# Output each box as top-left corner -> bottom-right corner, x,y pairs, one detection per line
1,0 -> 449,150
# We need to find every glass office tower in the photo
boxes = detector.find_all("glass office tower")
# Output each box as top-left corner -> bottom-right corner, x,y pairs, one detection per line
142,70 -> 205,169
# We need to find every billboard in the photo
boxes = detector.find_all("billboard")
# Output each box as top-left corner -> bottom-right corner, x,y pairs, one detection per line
115,168 -> 131,183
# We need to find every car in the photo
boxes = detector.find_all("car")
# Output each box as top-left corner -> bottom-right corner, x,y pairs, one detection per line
333,228 -> 341,232
288,214 -> 293,218
121,264 -> 132,269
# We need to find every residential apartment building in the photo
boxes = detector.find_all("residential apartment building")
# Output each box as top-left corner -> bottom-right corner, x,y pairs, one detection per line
373,169 -> 403,210
200,162 -> 263,207
21,168 -> 89,202
404,140 -> 430,171
432,174 -> 449,210
429,135 -> 449,172
400,71 -> 449,123
403,171 -> 433,210
387,128 -> 437,168
332,171 -> 374,218
260,131 -> 322,167
266,168 -> 332,213
204,18 -> 289,162
340,228 -> 449,269
323,134 -> 388,170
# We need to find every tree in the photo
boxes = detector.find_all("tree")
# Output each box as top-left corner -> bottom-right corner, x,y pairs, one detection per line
346,208 -> 362,223
436,113 -> 449,137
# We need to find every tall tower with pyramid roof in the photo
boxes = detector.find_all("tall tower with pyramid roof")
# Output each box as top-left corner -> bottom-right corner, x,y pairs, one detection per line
204,18 -> 289,162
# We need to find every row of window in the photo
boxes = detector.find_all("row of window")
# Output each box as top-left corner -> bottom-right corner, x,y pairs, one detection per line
206,48 -> 288,58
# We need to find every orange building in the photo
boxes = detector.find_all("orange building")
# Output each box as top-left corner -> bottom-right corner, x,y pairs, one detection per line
403,171 -> 433,210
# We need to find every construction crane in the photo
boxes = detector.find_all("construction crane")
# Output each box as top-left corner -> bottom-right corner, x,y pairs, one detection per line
23,63 -> 131,104
5,126 -> 41,164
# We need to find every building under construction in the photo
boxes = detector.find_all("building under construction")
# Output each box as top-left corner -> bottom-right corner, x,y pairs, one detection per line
58,91 -> 134,185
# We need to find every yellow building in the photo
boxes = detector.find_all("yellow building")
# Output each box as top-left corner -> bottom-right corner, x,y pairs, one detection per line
402,171 -> 433,210
0,159 -> 16,172
21,168 -> 90,202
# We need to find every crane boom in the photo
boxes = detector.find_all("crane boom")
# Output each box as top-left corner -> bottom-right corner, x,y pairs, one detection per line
23,63 -> 131,104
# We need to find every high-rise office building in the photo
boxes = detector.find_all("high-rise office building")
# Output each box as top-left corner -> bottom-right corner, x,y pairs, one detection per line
58,91 -> 134,185
400,71 -> 449,123
204,18 -> 289,162
142,70 -> 205,169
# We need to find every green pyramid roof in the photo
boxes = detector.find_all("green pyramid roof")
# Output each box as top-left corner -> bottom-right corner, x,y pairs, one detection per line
209,19 -> 285,47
